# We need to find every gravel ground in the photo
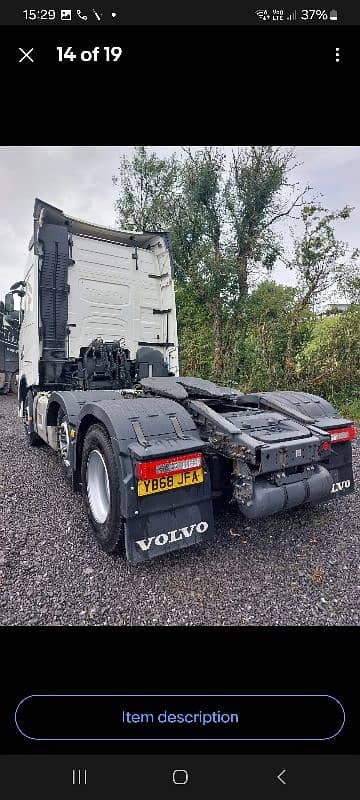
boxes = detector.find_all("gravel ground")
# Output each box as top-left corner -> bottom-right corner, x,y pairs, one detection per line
0,394 -> 359,626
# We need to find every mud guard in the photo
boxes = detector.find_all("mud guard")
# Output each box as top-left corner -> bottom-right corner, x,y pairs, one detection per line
125,504 -> 214,563
52,391 -> 216,562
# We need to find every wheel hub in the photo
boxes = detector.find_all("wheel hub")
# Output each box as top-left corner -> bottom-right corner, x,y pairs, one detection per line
86,449 -> 110,524
59,421 -> 70,466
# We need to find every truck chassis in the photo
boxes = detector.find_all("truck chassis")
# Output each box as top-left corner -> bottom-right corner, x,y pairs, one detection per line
16,199 -> 356,562
22,375 -> 355,563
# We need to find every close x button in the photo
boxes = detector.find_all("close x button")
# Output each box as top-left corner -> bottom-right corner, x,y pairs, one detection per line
18,47 -> 34,63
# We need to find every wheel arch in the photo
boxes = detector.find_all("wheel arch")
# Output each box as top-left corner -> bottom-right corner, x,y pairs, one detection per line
76,413 -> 110,479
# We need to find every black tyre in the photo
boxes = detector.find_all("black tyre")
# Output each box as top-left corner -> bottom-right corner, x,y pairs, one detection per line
81,423 -> 124,553
24,390 -> 42,446
57,408 -> 73,483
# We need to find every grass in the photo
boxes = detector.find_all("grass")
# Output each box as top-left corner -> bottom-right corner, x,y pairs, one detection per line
337,399 -> 360,423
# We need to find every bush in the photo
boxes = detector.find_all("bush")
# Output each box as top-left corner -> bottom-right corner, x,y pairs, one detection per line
295,305 -> 360,410
176,275 -> 360,420
176,283 -> 214,379
231,281 -> 313,391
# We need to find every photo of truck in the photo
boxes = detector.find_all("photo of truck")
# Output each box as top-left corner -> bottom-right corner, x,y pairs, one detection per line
12,198 -> 356,564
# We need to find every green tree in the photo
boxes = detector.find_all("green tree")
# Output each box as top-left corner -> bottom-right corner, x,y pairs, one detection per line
113,145 -> 178,230
170,147 -> 235,376
113,146 -> 310,379
296,306 -> 360,416
285,204 -> 353,373
228,280 -> 313,390
225,146 -> 310,299
341,248 -> 360,304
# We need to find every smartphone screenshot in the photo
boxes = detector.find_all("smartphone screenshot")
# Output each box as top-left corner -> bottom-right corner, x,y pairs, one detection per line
0,4 -> 359,798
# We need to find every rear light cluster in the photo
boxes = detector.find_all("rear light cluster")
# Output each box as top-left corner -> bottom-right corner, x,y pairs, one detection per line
135,452 -> 203,481
328,425 -> 356,444
319,425 -> 356,453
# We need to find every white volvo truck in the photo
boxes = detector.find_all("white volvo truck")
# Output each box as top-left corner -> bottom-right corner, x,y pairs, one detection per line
13,198 -> 356,563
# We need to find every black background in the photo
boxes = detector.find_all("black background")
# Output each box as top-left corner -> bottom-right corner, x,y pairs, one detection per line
0,21 -> 359,760
0,627 -> 358,754
0,26 -> 352,142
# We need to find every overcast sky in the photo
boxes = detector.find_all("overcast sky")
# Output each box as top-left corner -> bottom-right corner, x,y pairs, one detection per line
1,145 -> 360,299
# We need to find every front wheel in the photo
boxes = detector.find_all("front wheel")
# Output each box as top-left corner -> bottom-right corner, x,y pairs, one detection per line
57,408 -> 73,483
24,390 -> 42,446
81,424 -> 124,553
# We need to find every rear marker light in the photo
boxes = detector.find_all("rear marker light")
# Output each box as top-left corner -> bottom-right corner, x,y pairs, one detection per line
328,425 -> 356,444
135,452 -> 203,481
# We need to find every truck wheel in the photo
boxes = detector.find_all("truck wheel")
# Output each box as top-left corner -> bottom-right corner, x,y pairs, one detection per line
24,391 -> 42,446
81,424 -> 124,553
57,408 -> 73,482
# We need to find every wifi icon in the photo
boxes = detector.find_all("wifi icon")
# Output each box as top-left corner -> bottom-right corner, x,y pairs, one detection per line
255,9 -> 270,20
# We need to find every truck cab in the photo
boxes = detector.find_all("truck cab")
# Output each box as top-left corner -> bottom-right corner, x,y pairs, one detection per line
17,198 -> 179,407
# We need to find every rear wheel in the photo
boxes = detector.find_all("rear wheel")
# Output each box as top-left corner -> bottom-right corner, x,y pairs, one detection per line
81,424 -> 124,553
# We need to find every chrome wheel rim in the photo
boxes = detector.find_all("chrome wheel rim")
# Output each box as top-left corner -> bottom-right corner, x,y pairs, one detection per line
86,449 -> 110,524
59,421 -> 70,465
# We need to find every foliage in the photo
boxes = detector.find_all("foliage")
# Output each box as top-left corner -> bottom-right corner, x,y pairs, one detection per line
295,306 -> 360,408
341,249 -> 360,304
113,146 -> 360,414
225,146 -> 310,297
288,204 -> 353,305
175,283 -> 214,378
233,281 -> 312,390
113,146 -> 178,230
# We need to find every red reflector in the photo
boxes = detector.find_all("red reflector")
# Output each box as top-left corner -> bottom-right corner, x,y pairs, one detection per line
328,425 -> 356,444
320,441 -> 330,452
135,452 -> 203,481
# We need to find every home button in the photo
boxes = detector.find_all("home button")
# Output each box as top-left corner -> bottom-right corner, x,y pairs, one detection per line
172,769 -> 189,785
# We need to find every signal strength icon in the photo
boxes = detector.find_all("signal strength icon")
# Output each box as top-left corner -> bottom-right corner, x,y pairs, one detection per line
255,9 -> 271,21
286,10 -> 297,21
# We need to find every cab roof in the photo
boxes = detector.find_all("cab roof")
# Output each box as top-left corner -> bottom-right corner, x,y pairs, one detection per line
32,197 -> 170,250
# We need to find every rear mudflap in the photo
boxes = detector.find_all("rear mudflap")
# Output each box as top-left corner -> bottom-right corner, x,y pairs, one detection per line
125,499 -> 215,563
327,462 -> 355,500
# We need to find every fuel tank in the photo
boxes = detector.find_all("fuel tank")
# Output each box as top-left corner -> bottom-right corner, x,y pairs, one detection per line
239,464 -> 333,519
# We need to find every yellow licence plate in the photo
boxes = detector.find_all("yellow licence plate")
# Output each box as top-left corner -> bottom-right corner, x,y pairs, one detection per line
137,468 -> 204,497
